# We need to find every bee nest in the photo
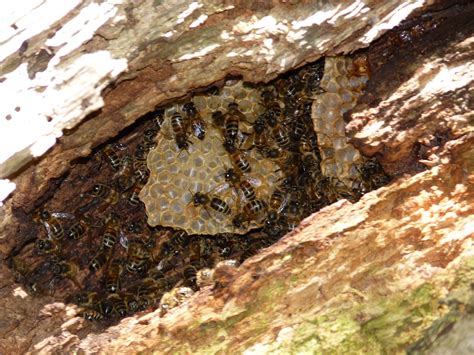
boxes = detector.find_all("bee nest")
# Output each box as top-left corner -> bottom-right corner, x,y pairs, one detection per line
140,81 -> 282,235
311,56 -> 369,187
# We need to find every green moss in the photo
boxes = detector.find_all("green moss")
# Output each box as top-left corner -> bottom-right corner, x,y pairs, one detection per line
255,279 -> 288,306
187,258 -> 474,354
295,258 -> 474,354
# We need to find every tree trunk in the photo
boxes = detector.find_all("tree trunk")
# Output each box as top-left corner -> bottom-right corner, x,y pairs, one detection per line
0,0 -> 473,353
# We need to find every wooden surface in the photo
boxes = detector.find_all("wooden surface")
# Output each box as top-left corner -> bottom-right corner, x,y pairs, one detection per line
0,0 -> 473,353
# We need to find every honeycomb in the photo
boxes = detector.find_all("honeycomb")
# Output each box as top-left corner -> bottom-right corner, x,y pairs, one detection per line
311,56 -> 369,187
9,55 -> 390,323
140,81 -> 282,235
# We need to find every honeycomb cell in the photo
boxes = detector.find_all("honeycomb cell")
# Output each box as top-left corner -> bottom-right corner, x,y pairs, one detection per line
311,56 -> 368,188
140,81 -> 281,235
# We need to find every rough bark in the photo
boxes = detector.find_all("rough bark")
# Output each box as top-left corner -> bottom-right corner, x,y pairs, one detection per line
0,0 -> 473,354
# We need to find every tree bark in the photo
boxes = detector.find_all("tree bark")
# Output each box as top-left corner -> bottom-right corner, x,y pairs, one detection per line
0,0 -> 473,353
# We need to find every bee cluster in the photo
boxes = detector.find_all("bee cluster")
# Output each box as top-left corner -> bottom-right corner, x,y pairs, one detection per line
10,56 -> 389,322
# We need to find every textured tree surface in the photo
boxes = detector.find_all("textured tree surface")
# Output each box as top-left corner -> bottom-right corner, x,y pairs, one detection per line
1,0 -> 473,353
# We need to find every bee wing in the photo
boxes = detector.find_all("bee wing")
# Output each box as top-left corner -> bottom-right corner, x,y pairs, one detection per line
119,232 -> 129,250
277,194 -> 289,214
245,176 -> 262,188
210,182 -> 230,195
191,120 -> 206,138
51,212 -> 75,219
43,221 -> 53,239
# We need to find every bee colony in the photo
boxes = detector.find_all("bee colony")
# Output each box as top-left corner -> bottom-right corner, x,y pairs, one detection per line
9,55 -> 390,322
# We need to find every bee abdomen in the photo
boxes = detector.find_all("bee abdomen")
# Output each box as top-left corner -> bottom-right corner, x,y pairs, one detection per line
210,197 -> 231,215
273,126 -> 291,148
240,181 -> 256,201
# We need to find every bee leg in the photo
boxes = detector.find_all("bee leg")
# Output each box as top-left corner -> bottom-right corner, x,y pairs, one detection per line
177,145 -> 191,159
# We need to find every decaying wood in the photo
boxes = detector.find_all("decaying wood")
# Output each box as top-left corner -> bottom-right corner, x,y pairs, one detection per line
0,0 -> 473,353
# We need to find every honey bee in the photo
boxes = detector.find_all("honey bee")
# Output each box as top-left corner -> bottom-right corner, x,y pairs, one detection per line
102,214 -> 120,249
231,213 -> 246,229
183,102 -> 206,140
267,114 -> 291,149
189,190 -> 231,218
232,199 -> 267,229
170,229 -> 188,246
33,210 -> 74,240
171,112 -> 192,153
10,257 -> 30,283
90,183 -> 119,209
273,152 -> 300,180
149,108 -> 165,130
113,156 -> 136,192
350,54 -> 370,77
214,234 -> 237,258
261,146 -> 282,160
283,200 -> 302,232
127,221 -> 143,234
147,268 -> 166,281
321,177 -> 356,204
75,291 -> 100,307
183,264 -> 198,287
260,89 -> 277,108
134,143 -> 148,161
266,101 -> 284,122
76,297 -> 102,319
160,286 -> 194,316
301,153 -> 321,178
143,128 -> 158,150
161,229 -> 189,256
104,259 -> 122,293
244,199 -> 266,218
128,179 -> 145,206
223,141 -> 252,174
67,215 -> 94,240
103,144 -> 123,170
357,158 -> 390,191
265,187 -> 289,227
123,292 -> 140,313
222,167 -> 261,202
247,114 -> 268,152
263,218 -> 286,239
291,115 -> 306,141
89,249 -> 112,272
299,134 -> 313,155
283,82 -> 302,102
82,309 -> 104,321
126,240 -> 151,273
156,253 -> 180,273
269,187 -> 288,212
36,238 -> 61,255
52,260 -> 82,289
132,144 -> 150,182
106,293 -> 128,317
225,102 -> 247,144
133,277 -> 168,309
97,298 -> 114,318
